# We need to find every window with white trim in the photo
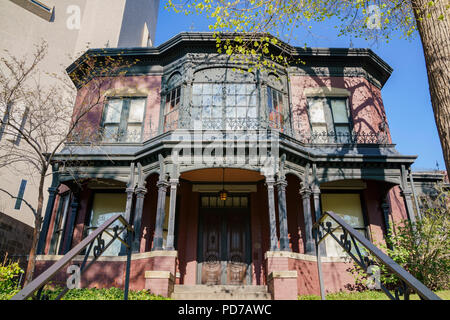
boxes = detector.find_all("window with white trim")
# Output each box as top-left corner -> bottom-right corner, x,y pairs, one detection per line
308,97 -> 351,143
101,97 -> 146,142
164,87 -> 181,131
267,86 -> 284,129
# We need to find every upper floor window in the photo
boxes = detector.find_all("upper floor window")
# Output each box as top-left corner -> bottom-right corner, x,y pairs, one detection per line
101,97 -> 146,143
164,87 -> 181,131
308,97 -> 351,143
267,87 -> 284,129
192,83 -> 257,130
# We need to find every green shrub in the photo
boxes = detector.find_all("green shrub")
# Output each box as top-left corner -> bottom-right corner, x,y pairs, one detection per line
349,185 -> 449,294
0,255 -> 24,300
36,286 -> 171,300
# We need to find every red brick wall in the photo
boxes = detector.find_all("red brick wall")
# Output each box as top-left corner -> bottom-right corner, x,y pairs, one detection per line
72,75 -> 162,140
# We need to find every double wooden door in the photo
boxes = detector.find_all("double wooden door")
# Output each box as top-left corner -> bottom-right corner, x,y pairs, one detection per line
198,209 -> 251,285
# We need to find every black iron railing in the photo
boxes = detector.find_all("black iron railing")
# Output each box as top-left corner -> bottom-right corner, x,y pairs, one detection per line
312,211 -> 441,300
11,214 -> 133,300
168,117 -> 389,145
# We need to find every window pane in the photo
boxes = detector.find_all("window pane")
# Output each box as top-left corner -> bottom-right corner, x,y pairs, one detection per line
126,124 -> 142,142
201,105 -> 211,118
103,124 -> 119,141
89,193 -> 127,256
226,95 -> 235,106
331,99 -> 349,123
248,94 -> 256,106
226,84 -> 236,95
128,99 -> 145,122
236,85 -> 246,95
209,196 -> 217,207
335,125 -> 351,143
246,84 -> 255,94
247,107 -> 257,118
211,106 -> 222,118
236,107 -> 247,117
213,95 -> 222,106
203,95 -> 212,106
202,84 -> 212,94
193,95 -> 202,106
267,88 -> 274,112
201,196 -> 209,207
105,100 -> 122,123
236,95 -> 246,106
309,99 -> 326,123
193,84 -> 202,94
212,84 -> 222,95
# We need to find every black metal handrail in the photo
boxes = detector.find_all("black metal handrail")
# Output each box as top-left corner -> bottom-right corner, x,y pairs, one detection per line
11,213 -> 133,300
312,211 -> 441,300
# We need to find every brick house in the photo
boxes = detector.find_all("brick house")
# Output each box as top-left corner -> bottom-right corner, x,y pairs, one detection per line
33,33 -> 424,300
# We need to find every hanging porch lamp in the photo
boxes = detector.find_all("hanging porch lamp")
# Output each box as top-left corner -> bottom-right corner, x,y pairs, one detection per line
219,168 -> 227,201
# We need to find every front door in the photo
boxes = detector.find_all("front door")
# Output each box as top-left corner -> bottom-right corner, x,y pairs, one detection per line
198,195 -> 251,285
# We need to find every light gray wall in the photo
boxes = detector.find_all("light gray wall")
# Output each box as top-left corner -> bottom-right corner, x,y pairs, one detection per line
0,0 -> 159,227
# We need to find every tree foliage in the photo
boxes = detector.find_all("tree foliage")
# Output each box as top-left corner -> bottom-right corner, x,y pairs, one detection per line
0,255 -> 24,300
166,0 -> 450,173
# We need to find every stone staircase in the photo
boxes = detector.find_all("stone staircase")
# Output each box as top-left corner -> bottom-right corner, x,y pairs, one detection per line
171,285 -> 272,300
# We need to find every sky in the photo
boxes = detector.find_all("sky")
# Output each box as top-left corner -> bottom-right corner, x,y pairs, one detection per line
154,4 -> 445,172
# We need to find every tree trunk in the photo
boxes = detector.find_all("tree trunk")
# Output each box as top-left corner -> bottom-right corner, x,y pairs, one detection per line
411,0 -> 450,173
23,173 -> 46,287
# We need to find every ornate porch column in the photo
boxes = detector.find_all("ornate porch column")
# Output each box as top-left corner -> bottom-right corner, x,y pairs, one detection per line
165,165 -> 179,251
37,163 -> 59,254
132,163 -> 147,252
152,177 -> 169,251
400,165 -> 416,224
300,185 -> 315,254
381,196 -> 391,238
277,175 -> 290,251
266,175 -> 279,251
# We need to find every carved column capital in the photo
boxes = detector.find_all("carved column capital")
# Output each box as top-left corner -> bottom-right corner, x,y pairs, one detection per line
156,180 -> 170,190
300,187 -> 312,197
135,186 -> 147,196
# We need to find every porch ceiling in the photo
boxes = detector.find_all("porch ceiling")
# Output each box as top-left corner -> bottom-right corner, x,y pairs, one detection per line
180,168 -> 264,183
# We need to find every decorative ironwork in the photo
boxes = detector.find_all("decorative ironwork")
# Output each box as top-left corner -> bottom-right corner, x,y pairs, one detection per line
312,211 -> 441,300
11,214 -> 133,301
164,116 -> 389,145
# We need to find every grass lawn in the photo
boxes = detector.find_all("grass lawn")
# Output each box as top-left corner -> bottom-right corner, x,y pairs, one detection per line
298,290 -> 450,300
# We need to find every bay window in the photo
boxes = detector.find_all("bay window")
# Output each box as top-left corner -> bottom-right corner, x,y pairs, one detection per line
101,97 -> 146,142
192,83 -> 257,130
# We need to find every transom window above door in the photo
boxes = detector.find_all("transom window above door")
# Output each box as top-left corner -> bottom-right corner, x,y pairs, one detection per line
101,97 -> 146,143
308,97 -> 351,143
192,83 -> 257,130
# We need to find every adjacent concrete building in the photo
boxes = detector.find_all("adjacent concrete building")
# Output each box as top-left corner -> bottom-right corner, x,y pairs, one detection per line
0,0 -> 159,230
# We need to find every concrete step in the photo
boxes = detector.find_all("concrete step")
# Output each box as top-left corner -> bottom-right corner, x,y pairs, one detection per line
172,285 -> 272,300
